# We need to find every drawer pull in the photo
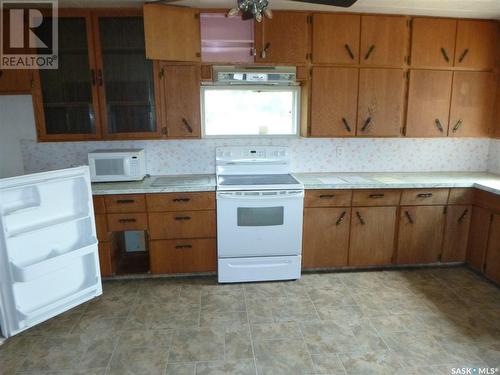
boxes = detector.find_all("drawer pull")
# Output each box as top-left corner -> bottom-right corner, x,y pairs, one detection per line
417,193 -> 433,198
175,216 -> 191,221
175,244 -> 192,249
116,199 -> 135,204
369,194 -> 385,199
118,218 -> 136,223
405,210 -> 414,224
173,198 -> 191,202
319,194 -> 335,199
336,211 -> 347,226
458,209 -> 469,223
356,211 -> 365,225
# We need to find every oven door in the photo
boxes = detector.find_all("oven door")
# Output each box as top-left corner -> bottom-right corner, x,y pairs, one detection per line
217,190 -> 304,258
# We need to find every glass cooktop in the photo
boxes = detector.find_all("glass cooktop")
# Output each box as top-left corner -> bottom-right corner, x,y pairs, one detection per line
218,174 -> 300,186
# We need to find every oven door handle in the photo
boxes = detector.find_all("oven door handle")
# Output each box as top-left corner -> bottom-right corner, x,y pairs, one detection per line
217,191 -> 304,200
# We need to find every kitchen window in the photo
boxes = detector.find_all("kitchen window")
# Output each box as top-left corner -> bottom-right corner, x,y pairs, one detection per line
201,86 -> 300,137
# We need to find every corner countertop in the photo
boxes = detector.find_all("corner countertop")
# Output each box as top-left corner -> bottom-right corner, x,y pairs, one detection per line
91,172 -> 500,196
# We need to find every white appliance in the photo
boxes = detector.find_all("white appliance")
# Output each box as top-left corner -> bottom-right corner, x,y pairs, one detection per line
0,167 -> 102,338
88,149 -> 146,182
216,146 -> 304,283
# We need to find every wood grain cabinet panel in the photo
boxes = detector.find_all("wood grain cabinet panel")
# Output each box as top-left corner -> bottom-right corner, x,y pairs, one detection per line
147,192 -> 215,212
104,194 -> 146,213
400,189 -> 449,206
449,71 -> 496,137
397,205 -> 446,264
357,68 -> 405,137
0,69 -> 33,94
312,14 -> 360,64
467,206 -> 492,272
406,70 -> 453,137
410,18 -> 457,68
304,190 -> 352,208
98,242 -> 113,277
360,15 -> 408,66
149,239 -> 216,274
254,11 -> 309,64
349,206 -> 397,266
448,188 -> 474,205
310,67 -> 358,137
95,214 -> 109,242
484,214 -> 500,284
148,210 -> 216,240
143,4 -> 201,62
441,205 -> 472,262
454,20 -> 498,70
93,196 -> 106,214
352,190 -> 401,206
302,208 -> 350,269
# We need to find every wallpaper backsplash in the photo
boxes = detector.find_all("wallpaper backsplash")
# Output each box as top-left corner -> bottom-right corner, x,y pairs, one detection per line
488,139 -> 500,174
21,138 -> 493,175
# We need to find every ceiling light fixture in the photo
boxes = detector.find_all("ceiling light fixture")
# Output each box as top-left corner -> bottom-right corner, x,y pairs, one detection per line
228,0 -> 273,22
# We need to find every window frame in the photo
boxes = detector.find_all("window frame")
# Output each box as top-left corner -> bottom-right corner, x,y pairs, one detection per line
200,85 -> 301,138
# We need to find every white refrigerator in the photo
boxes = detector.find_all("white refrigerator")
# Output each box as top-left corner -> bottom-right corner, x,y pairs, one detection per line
0,166 -> 102,338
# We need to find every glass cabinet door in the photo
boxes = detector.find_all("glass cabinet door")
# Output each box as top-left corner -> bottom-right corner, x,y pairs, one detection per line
95,15 -> 158,138
36,14 -> 101,140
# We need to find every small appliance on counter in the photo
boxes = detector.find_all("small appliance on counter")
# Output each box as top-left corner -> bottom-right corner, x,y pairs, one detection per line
88,149 -> 146,182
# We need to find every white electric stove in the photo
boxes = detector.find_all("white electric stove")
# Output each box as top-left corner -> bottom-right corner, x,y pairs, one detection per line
216,146 -> 304,283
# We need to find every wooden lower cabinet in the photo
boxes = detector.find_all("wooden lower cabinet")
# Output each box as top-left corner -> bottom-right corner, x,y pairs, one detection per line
349,206 -> 397,266
302,208 -> 351,269
149,239 -> 216,274
397,205 -> 446,264
441,205 -> 472,262
98,242 -> 119,277
484,214 -> 500,284
467,206 -> 492,271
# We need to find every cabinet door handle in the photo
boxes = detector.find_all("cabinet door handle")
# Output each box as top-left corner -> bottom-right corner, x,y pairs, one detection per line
404,210 -> 414,224
172,198 -> 190,202
116,199 -> 135,204
458,209 -> 469,223
356,211 -> 365,225
440,47 -> 450,63
364,44 -> 375,60
175,244 -> 192,249
452,119 -> 463,133
434,119 -> 444,133
261,42 -> 271,59
161,127 -> 168,136
319,194 -> 335,199
97,69 -> 103,86
344,44 -> 355,60
369,194 -> 385,199
417,193 -> 433,198
458,48 -> 469,63
336,211 -> 347,225
361,117 -> 372,132
174,216 -> 191,221
118,218 -> 136,223
182,118 -> 193,133
341,117 -> 352,132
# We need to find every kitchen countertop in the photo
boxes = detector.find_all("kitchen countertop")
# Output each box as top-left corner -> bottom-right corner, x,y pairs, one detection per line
91,172 -> 500,196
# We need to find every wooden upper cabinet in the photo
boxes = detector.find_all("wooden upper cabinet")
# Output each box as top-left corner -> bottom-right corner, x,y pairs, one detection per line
312,14 -> 360,64
357,68 -> 405,137
484,214 -> 500,284
411,18 -> 457,68
0,70 -> 34,94
454,20 -> 498,70
310,67 -> 358,137
143,4 -> 201,62
467,206 -> 492,271
255,11 -> 309,64
360,15 -> 408,66
449,71 -> 496,137
441,205 -> 472,262
158,63 -> 201,138
406,70 -> 453,137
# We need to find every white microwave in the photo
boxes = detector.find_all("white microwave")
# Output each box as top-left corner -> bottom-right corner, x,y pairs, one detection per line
88,149 -> 147,182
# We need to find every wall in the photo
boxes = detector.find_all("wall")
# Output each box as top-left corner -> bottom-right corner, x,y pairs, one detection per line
0,96 -> 37,178
488,139 -> 500,174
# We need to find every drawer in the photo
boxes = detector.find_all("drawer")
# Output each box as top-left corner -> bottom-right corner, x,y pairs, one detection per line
105,194 -> 146,213
352,190 -> 401,206
93,196 -> 106,214
474,189 -> 500,213
400,189 -> 449,205
95,214 -> 109,241
147,192 -> 215,212
448,188 -> 474,205
148,211 -> 216,240
107,213 -> 148,232
149,239 -> 216,274
304,190 -> 352,207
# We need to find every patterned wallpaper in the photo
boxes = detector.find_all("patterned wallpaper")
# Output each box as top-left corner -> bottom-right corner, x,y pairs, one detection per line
21,137 -> 492,175
488,139 -> 500,174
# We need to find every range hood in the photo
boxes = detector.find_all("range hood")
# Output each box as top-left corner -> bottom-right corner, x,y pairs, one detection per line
210,66 -> 298,86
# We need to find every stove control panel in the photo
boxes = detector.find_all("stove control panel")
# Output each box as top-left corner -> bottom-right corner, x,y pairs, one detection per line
216,146 -> 289,163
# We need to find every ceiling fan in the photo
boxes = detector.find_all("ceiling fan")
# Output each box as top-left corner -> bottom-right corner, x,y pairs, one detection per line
151,0 -> 358,22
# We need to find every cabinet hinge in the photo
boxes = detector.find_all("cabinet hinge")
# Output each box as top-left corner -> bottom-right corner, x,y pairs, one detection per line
443,206 -> 448,214
401,126 -> 406,136
307,15 -> 312,24
407,18 -> 413,28
405,71 -> 410,80
438,253 -> 442,262
490,213 -> 494,223
194,13 -> 199,19
159,68 -> 164,79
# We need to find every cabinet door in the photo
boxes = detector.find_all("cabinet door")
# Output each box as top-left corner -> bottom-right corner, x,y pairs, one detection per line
406,70 -> 453,137
397,206 -> 446,264
0,70 -> 33,94
349,207 -> 396,266
34,13 -> 102,141
312,14 -> 360,64
302,208 -> 350,269
158,64 -> 201,138
455,20 -> 498,70
410,18 -> 456,68
484,214 -> 500,284
360,15 -> 408,66
467,206 -> 492,272
143,4 -> 200,62
357,68 -> 404,136
449,71 -> 496,137
255,11 -> 309,64
310,67 -> 358,137
441,205 -> 472,262
94,13 -> 160,139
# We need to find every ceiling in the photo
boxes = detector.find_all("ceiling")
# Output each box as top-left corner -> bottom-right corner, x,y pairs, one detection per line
58,0 -> 500,19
